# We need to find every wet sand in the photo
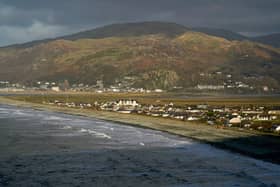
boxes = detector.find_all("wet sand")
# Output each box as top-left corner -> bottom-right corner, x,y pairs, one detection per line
0,104 -> 280,186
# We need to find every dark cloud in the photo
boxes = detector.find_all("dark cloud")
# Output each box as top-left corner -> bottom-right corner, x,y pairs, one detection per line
0,0 -> 280,46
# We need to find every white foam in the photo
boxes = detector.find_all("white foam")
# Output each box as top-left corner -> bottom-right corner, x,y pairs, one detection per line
88,130 -> 112,139
61,125 -> 72,130
99,126 -> 114,131
13,110 -> 33,117
79,128 -> 111,139
79,128 -> 88,133
46,116 -> 70,121
139,142 -> 145,146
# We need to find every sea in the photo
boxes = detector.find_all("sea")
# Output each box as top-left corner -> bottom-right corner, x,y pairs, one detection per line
0,104 -> 279,186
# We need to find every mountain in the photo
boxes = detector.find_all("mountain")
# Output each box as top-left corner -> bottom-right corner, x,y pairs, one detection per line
3,22 -> 189,49
63,22 -> 189,40
4,21 -> 279,49
252,33 -> 280,48
0,22 -> 280,91
193,27 -> 248,41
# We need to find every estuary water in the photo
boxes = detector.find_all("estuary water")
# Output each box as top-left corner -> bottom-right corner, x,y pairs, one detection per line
0,104 -> 279,187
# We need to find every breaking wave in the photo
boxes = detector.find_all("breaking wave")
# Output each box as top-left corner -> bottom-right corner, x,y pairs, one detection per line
61,125 -> 73,130
79,128 -> 112,139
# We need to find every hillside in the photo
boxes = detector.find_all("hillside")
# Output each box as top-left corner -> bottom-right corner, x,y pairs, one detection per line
63,22 -> 189,40
193,27 -> 248,41
190,28 -> 280,48
3,22 -> 189,49
0,22 -> 280,91
253,33 -> 280,48
4,21 -> 279,49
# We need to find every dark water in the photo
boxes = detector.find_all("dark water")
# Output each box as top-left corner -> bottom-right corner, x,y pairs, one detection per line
0,104 -> 279,187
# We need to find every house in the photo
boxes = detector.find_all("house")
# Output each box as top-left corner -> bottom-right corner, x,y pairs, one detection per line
112,88 -> 120,92
51,86 -> 60,92
154,89 -> 164,93
268,110 -> 280,115
263,86 -> 269,92
207,121 -> 215,125
151,113 -> 161,117
244,124 -> 251,128
242,111 -> 262,115
213,109 -> 224,113
118,110 -> 132,114
197,85 -> 225,90
40,85 -> 48,90
96,80 -> 104,89
231,112 -> 239,117
229,117 -> 242,125
113,99 -> 140,113
162,113 -> 170,118
187,116 -> 200,121
197,104 -> 208,109
174,115 -> 185,120
117,99 -> 139,107
256,115 -> 271,121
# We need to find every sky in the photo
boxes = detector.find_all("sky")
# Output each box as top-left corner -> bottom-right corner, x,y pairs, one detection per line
0,0 -> 280,46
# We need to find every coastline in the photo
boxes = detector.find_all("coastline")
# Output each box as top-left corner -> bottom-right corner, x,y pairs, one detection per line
0,96 -> 280,164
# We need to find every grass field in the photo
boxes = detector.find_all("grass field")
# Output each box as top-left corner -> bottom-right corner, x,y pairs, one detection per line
6,92 -> 280,107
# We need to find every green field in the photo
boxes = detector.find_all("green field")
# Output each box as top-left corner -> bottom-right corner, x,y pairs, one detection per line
7,92 -> 280,107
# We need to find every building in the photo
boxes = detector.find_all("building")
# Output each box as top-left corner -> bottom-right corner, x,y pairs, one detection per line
96,80 -> 104,89
197,85 -> 225,90
187,116 -> 200,121
229,117 -> 241,126
268,110 -> 280,115
51,86 -> 60,92
154,89 -> 164,93
117,99 -> 139,107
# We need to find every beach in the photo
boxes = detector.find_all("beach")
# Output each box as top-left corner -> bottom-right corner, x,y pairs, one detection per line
0,96 -> 280,163
0,99 -> 280,186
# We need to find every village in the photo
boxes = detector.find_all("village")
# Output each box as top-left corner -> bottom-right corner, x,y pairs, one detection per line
0,71 -> 276,94
44,98 -> 280,134
0,80 -> 163,93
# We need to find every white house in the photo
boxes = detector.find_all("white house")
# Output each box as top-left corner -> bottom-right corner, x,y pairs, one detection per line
268,110 -> 280,115
51,86 -> 60,92
197,85 -> 225,90
187,116 -> 200,121
256,115 -> 271,121
154,89 -> 164,93
229,117 -> 241,125
117,99 -> 139,107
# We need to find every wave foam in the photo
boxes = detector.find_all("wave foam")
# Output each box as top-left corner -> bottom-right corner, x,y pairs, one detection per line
61,125 -> 72,130
79,128 -> 111,139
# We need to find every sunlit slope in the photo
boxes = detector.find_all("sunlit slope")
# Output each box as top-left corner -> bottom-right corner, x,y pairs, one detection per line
0,31 -> 279,89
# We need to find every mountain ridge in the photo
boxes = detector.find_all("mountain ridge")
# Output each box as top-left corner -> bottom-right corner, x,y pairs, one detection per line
253,33 -> 280,48
2,21 -> 280,49
0,21 -> 279,91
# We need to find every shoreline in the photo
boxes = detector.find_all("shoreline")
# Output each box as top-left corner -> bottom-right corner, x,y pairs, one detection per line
0,96 -> 280,164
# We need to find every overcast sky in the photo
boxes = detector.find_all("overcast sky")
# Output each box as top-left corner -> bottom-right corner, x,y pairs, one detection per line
0,0 -> 280,46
